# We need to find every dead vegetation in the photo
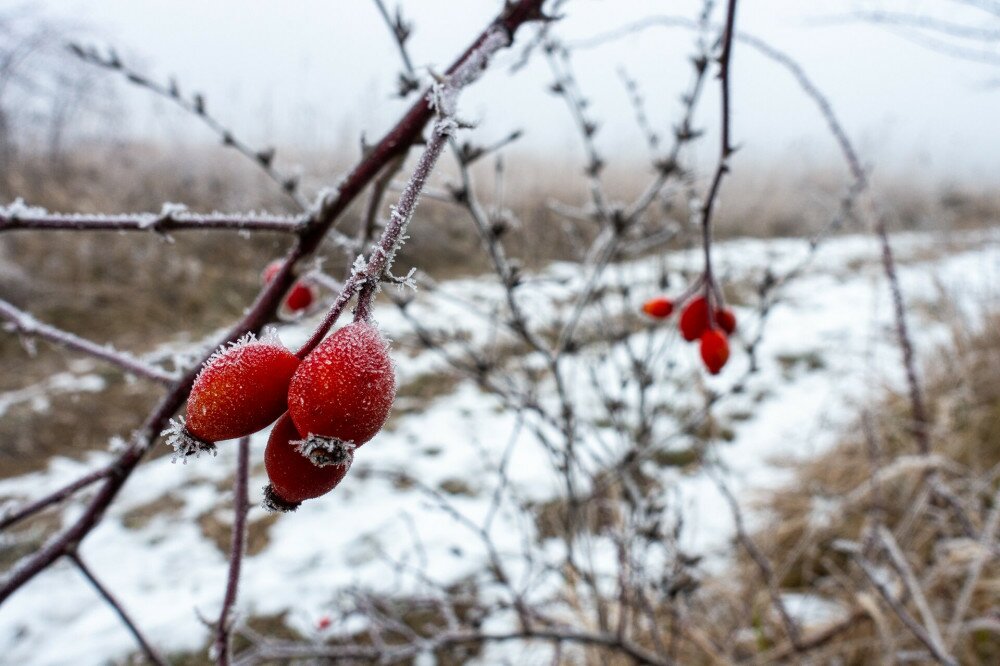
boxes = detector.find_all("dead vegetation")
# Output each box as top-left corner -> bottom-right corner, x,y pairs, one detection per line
685,311 -> 1000,663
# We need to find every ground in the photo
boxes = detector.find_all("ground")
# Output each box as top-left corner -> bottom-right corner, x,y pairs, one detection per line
0,227 -> 998,664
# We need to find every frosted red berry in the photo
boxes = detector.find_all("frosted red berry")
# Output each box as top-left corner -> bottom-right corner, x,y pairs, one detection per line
679,296 -> 710,342
699,329 -> 730,375
641,296 -> 674,319
716,308 -> 737,335
262,259 -> 317,314
288,321 -> 396,463
263,412 -> 350,512
164,331 -> 300,459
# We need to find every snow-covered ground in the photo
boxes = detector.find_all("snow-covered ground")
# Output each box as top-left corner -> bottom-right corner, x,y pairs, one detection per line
1,228 -> 998,664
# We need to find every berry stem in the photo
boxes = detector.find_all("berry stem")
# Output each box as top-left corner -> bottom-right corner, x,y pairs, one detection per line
699,0 -> 739,328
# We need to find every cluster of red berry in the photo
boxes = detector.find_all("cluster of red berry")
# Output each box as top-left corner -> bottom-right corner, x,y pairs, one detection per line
164,321 -> 396,512
262,260 -> 318,316
642,293 -> 735,374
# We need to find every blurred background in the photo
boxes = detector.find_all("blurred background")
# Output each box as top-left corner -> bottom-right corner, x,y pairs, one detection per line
1,0 -> 999,663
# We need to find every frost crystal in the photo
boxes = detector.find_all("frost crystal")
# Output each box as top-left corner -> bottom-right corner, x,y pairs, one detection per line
293,434 -> 356,468
0,197 -> 48,218
161,417 -> 217,463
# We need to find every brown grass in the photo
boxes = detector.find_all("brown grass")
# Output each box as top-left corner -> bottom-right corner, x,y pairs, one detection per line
697,311 -> 1000,664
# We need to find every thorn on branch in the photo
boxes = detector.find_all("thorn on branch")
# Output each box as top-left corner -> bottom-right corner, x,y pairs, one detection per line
256,147 -> 275,167
397,73 -> 421,97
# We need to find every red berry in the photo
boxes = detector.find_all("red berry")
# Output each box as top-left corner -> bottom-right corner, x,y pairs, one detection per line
641,296 -> 674,319
164,331 -> 300,459
699,329 -> 730,375
716,308 -> 737,335
263,412 -> 350,512
316,615 -> 332,631
262,260 -> 317,314
283,282 -> 316,313
288,322 -> 396,463
261,260 -> 283,285
679,296 -> 710,342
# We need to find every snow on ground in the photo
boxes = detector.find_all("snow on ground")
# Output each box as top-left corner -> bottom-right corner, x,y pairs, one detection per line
1,228 -> 998,664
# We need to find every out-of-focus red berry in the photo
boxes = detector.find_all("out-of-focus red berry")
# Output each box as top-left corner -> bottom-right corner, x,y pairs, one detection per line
699,329 -> 730,375
262,259 -> 317,314
679,296 -> 710,342
283,282 -> 316,312
641,296 -> 674,319
716,308 -> 737,335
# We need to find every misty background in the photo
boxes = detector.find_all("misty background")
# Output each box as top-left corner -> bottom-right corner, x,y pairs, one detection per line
7,0 -> 1000,187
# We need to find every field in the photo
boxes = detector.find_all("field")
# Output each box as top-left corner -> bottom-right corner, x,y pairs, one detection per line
3,1 -> 1000,664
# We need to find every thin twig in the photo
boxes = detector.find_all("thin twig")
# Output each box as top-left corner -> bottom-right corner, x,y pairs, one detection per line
838,540 -> 958,666
0,205 -> 306,234
0,465 -> 110,532
213,437 -> 250,666
0,297 -> 177,385
68,43 -> 310,210
69,551 -> 168,666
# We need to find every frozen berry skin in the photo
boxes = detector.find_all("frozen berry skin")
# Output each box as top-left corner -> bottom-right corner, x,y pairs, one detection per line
679,296 -> 711,342
699,329 -> 730,375
716,308 -> 737,335
164,332 -> 300,459
263,413 -> 349,511
641,296 -> 674,319
288,321 -> 396,451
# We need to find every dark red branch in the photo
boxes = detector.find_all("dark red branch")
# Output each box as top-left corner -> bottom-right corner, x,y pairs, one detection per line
213,437 -> 249,666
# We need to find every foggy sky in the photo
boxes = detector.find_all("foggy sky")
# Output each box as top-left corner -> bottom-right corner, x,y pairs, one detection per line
22,0 -> 1000,184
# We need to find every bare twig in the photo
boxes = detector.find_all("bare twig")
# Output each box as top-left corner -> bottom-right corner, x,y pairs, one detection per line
837,540 -> 958,666
68,43 -> 311,210
69,551 -> 168,666
0,204 -> 306,234
0,297 -> 177,385
946,483 -> 1000,645
0,465 -> 110,532
213,437 -> 250,666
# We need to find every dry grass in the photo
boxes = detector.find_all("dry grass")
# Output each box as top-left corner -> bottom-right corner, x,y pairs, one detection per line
696,311 -> 1000,664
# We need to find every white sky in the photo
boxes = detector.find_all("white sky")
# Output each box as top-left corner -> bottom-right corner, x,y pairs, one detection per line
20,0 -> 1000,184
